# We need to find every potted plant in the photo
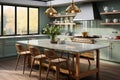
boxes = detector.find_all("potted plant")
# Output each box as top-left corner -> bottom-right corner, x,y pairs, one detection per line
42,24 -> 60,43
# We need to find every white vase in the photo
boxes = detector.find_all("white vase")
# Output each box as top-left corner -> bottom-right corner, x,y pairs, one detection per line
103,6 -> 109,12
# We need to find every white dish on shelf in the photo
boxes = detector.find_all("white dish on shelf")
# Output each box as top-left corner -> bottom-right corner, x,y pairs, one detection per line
113,10 -> 119,12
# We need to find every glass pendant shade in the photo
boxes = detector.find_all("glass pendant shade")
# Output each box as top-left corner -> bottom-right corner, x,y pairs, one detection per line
45,1 -> 57,16
66,0 -> 80,13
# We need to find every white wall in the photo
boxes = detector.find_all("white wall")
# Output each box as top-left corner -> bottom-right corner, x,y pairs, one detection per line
47,0 -> 107,6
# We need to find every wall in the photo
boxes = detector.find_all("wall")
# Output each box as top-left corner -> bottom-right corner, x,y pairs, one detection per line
39,7 -> 50,33
52,0 -> 120,37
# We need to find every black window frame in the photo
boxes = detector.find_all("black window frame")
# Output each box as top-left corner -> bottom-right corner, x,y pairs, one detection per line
0,4 -> 39,36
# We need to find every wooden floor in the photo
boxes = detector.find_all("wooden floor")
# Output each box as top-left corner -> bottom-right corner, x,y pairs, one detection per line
0,57 -> 120,80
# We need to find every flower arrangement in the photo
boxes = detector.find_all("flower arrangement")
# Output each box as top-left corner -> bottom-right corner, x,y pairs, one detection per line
42,24 -> 61,43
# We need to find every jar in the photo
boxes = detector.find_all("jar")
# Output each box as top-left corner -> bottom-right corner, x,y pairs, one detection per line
105,18 -> 110,23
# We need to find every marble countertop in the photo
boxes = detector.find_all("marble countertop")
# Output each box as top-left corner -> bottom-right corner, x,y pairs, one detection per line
95,38 -> 120,42
0,34 -> 48,39
17,39 -> 109,54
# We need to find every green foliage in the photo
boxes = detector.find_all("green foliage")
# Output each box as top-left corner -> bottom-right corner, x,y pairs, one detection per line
42,24 -> 61,36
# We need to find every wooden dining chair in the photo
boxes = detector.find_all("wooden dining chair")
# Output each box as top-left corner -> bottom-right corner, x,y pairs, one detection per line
15,43 -> 31,74
44,49 -> 71,80
29,47 -> 46,80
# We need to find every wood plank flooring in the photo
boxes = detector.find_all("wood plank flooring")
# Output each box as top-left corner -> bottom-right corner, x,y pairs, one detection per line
0,57 -> 120,80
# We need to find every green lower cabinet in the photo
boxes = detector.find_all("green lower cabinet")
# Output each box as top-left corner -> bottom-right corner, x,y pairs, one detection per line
0,42 -> 3,58
96,40 -> 120,63
0,35 -> 49,58
95,40 -> 110,60
111,42 -> 120,62
3,39 -> 17,57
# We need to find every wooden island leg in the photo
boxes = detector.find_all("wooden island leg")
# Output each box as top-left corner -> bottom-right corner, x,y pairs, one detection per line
75,54 -> 80,80
96,49 -> 100,80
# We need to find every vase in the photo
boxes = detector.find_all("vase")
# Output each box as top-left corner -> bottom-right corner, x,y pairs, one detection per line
50,35 -> 57,44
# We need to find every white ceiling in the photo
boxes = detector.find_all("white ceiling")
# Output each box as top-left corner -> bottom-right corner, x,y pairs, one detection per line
0,0 -> 108,7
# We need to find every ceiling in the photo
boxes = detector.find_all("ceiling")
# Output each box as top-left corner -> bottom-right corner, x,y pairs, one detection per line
32,0 -> 53,2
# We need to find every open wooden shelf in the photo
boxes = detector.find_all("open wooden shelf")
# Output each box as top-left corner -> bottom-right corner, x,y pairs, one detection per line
100,11 -> 120,15
50,14 -> 76,18
53,23 -> 76,25
100,22 -> 120,25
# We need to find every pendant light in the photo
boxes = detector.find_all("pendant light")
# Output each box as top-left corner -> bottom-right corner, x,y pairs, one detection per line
45,1 -> 57,16
66,0 -> 80,13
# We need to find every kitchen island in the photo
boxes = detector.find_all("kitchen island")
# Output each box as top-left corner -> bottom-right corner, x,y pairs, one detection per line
17,39 -> 108,80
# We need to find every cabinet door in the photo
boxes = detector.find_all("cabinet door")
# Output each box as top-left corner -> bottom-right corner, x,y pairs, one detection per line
0,40 -> 3,57
95,40 -> 110,60
111,42 -> 120,62
3,39 -> 17,57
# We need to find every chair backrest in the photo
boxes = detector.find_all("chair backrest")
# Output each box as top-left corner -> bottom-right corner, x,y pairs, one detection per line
29,47 -> 41,57
16,44 -> 26,53
26,44 -> 32,51
44,49 -> 58,60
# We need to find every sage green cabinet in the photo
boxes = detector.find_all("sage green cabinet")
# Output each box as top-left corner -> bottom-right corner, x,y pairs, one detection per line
0,40 -> 3,57
95,39 -> 120,63
111,42 -> 120,62
0,35 -> 49,58
3,39 -> 16,57
95,40 -> 110,60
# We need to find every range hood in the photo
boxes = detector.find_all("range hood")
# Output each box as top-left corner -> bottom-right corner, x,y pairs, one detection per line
73,2 -> 101,21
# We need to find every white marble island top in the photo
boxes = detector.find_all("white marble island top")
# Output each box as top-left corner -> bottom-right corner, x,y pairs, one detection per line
17,39 -> 109,54
0,34 -> 48,39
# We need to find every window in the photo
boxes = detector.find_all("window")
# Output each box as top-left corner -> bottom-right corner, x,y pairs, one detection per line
3,5 -> 15,35
29,8 -> 38,34
0,5 -> 1,35
0,5 -> 39,36
17,7 -> 27,35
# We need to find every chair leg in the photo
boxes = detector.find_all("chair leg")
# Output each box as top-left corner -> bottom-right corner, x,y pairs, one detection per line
39,60 -> 42,80
66,61 -> 71,80
45,62 -> 51,80
15,55 -> 21,70
23,55 -> 27,74
29,58 -> 35,77
56,63 -> 60,80
88,58 -> 91,65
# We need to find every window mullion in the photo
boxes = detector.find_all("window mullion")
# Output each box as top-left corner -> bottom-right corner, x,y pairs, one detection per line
27,7 -> 29,35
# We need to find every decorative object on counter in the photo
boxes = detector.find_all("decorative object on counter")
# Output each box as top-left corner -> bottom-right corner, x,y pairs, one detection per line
45,1 -> 57,16
66,0 -> 80,13
82,32 -> 88,37
42,24 -> 60,43
103,6 -> 109,12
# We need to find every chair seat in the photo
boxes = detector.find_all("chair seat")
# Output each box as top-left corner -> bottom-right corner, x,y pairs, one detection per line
50,58 -> 67,63
34,54 -> 46,59
19,51 -> 31,55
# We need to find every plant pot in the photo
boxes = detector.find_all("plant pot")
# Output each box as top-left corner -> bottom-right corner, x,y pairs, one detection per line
50,35 -> 57,44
